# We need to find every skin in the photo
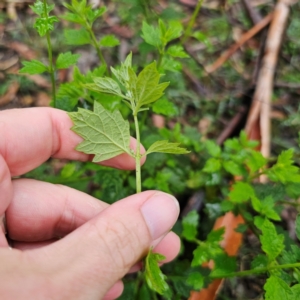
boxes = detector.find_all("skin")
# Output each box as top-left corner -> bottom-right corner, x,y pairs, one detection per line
0,108 -> 181,299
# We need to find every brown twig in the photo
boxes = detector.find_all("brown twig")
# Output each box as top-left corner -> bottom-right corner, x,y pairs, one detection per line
245,0 -> 294,162
216,106 -> 247,145
205,13 -> 273,74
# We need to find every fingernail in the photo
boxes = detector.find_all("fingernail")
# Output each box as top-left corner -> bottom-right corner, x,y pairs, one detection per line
141,192 -> 180,240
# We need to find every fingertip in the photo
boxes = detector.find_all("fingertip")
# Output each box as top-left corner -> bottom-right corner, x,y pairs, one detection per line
103,280 -> 124,300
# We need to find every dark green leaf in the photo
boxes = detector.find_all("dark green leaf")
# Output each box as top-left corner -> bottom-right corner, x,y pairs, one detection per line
56,52 -> 81,69
19,60 -> 48,74
205,140 -> 221,157
251,254 -> 268,269
144,248 -> 169,295
182,210 -> 199,241
210,254 -> 236,277
186,272 -> 204,290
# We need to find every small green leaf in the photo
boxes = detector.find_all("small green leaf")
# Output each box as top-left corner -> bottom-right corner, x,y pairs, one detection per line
34,16 -> 59,36
205,140 -> 221,157
56,52 -> 81,69
267,149 -> 300,184
246,150 -> 267,173
144,248 -> 168,295
220,201 -> 235,212
99,35 -> 120,47
141,21 -> 162,48
260,196 -> 281,221
203,158 -> 221,173
19,60 -> 48,74
186,272 -> 204,290
29,1 -> 44,16
251,196 -> 262,213
264,276 -> 293,300
68,102 -> 131,162
295,214 -> 300,240
64,28 -> 90,45
228,182 -> 255,203
192,245 -> 210,266
164,20 -> 183,42
210,254 -> 236,277
182,210 -> 199,241
86,6 -> 106,23
146,140 -> 189,155
60,12 -> 84,24
133,62 -> 169,111
152,97 -> 177,117
251,254 -> 268,269
166,45 -> 189,58
222,160 -> 244,176
207,227 -> 225,243
260,219 -> 284,261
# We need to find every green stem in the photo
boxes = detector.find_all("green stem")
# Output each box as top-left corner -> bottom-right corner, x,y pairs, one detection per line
134,114 -> 142,193
86,25 -> 107,70
157,51 -> 163,69
181,0 -> 204,44
43,0 -> 56,106
210,262 -> 300,279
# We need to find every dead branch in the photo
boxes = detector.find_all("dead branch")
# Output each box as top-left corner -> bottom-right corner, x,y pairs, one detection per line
245,0 -> 295,161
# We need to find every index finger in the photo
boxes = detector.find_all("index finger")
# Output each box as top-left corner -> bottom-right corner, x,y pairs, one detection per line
0,107 -> 140,176
0,107 -> 143,219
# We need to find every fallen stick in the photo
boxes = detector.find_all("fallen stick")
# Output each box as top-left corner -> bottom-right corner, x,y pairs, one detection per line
205,13 -> 273,74
245,0 -> 294,160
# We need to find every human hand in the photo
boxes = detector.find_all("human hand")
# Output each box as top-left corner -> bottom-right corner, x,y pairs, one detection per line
0,108 -> 180,299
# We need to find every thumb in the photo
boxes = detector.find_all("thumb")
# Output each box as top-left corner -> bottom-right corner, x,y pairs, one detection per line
29,191 -> 179,299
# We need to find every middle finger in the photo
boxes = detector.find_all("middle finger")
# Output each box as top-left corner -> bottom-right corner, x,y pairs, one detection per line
6,179 -> 108,241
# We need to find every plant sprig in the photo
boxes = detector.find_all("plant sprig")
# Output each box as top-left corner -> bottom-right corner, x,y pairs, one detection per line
19,0 -> 81,107
69,53 -> 189,294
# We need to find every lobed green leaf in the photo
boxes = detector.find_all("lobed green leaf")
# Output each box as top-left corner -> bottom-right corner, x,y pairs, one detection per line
228,182 -> 255,203
56,52 -> 81,69
260,218 -> 284,261
144,248 -> 169,295
19,60 -> 48,74
64,28 -> 90,45
146,140 -> 189,155
68,102 -> 131,162
182,210 -> 199,241
99,35 -> 120,47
